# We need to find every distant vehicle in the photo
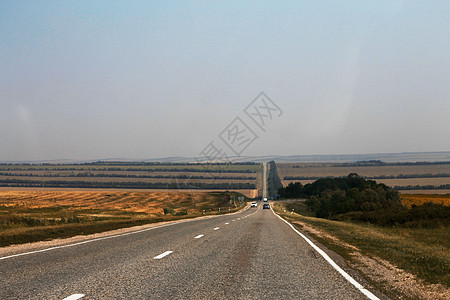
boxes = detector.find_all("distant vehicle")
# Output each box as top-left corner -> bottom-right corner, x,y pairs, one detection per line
251,202 -> 257,207
263,197 -> 268,202
263,203 -> 270,209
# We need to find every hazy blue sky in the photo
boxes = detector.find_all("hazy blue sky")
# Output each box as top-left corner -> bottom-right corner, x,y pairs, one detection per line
1,1 -> 449,161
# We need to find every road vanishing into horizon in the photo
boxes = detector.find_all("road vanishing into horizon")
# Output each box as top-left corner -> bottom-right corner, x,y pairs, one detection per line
0,203 -> 382,299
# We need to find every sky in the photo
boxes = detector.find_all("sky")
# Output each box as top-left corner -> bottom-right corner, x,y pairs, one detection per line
1,1 -> 449,161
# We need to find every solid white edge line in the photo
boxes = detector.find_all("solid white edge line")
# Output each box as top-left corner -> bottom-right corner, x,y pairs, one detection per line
0,205 -> 252,261
194,234 -> 204,239
272,208 -> 379,300
62,294 -> 85,300
153,250 -> 173,259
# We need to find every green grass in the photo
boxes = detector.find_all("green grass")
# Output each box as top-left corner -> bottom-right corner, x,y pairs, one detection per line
273,202 -> 449,289
282,201 -> 315,217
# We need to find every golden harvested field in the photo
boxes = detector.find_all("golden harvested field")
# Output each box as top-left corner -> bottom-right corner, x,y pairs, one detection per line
401,194 -> 450,208
0,190 -> 242,215
0,187 -> 258,198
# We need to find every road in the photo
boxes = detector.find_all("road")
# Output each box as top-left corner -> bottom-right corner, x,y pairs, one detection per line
0,204 -> 380,299
262,162 -> 267,198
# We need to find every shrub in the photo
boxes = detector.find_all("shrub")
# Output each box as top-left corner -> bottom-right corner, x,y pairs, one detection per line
334,202 -> 450,228
163,207 -> 175,215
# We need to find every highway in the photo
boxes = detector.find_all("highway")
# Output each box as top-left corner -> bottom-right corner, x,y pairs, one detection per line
262,162 -> 267,199
0,203 -> 382,299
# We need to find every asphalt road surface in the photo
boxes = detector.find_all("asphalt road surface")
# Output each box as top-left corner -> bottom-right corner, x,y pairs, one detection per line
262,162 -> 267,199
0,205 -> 379,299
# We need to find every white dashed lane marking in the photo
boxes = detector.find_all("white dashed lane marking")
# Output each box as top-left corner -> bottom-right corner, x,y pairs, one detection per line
225,222 -> 229,225
63,294 -> 85,300
213,227 -> 220,230
194,234 -> 204,239
153,251 -> 173,259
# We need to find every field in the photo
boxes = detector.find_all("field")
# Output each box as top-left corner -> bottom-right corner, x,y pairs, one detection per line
0,162 -> 261,196
273,203 -> 449,299
0,190 -> 247,247
0,187 -> 258,198
401,194 -> 450,208
277,162 -> 450,193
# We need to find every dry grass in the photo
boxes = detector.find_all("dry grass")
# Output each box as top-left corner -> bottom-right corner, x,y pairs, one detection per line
273,203 -> 450,299
0,190 -> 240,214
0,187 -> 258,198
401,194 -> 450,208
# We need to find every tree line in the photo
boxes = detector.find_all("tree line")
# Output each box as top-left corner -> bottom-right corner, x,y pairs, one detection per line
284,173 -> 450,180
394,184 -> 450,190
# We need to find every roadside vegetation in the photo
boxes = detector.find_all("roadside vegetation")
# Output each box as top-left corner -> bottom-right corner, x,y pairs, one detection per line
276,174 -> 449,298
0,190 -> 247,247
278,174 -> 449,227
274,203 -> 449,299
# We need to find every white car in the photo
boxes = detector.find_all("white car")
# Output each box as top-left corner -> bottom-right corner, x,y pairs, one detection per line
251,202 -> 257,207
263,197 -> 268,202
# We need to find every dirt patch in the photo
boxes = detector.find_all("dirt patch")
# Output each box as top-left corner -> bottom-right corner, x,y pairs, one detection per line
350,253 -> 449,299
291,219 -> 359,251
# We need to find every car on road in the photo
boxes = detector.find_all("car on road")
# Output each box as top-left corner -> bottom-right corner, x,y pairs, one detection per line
263,203 -> 270,209
251,202 -> 257,207
263,197 -> 268,202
